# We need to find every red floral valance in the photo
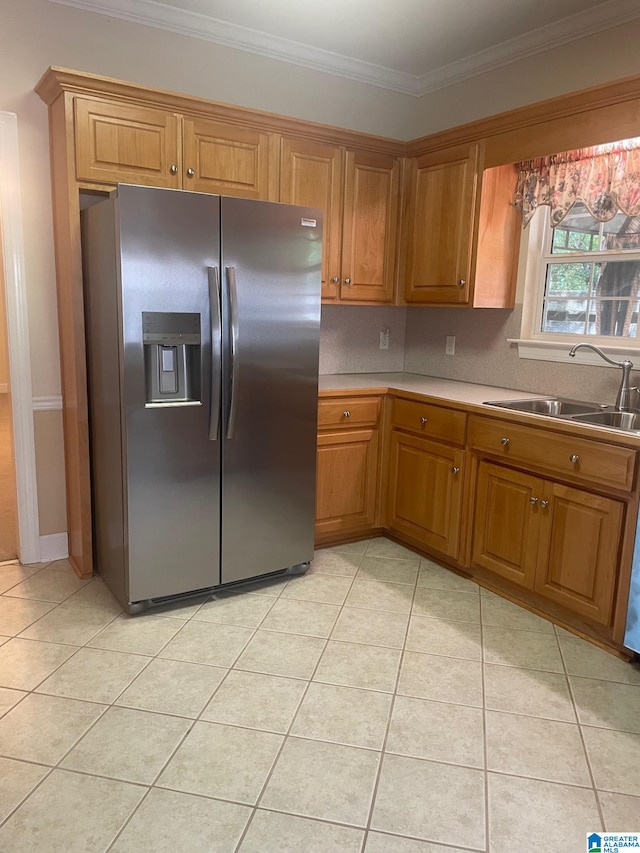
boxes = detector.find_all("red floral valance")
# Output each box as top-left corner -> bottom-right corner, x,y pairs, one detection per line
513,139 -> 640,227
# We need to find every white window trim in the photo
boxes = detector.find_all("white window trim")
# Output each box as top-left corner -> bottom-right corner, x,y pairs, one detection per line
511,206 -> 640,368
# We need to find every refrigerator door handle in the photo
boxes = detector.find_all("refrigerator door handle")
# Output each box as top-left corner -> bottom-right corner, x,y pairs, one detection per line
226,265 -> 240,439
207,266 -> 222,441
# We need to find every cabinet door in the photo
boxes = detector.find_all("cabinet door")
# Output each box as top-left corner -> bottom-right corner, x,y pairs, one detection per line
404,144 -> 479,304
75,98 -> 181,188
315,428 -> 379,538
471,461 -> 542,587
280,138 -> 343,301
340,150 -> 399,303
183,117 -> 276,198
387,431 -> 464,559
535,483 -> 623,625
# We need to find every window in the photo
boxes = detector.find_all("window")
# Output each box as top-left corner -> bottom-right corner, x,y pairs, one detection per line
514,139 -> 640,364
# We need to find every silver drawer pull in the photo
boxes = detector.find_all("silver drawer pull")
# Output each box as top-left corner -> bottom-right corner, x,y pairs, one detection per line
458,279 -> 466,287
186,167 -> 195,177
169,164 -> 178,175
420,416 -> 428,425
529,497 -> 538,505
451,466 -> 460,475
569,454 -> 580,463
330,276 -> 340,284
540,500 -> 549,509
343,411 -> 351,418
501,437 -> 510,446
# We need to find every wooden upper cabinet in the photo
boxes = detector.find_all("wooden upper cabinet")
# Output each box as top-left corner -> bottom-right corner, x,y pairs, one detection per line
404,143 -> 478,304
74,98 -> 276,198
280,138 -> 343,301
341,151 -> 399,303
75,97 -> 181,188
402,143 -> 519,307
182,117 -> 276,199
280,138 -> 399,303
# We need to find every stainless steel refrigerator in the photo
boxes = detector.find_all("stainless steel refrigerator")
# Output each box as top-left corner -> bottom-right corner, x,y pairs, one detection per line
81,184 -> 322,612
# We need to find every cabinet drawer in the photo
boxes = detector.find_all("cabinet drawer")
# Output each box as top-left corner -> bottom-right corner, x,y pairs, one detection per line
468,415 -> 636,492
318,397 -> 380,430
391,397 -> 466,445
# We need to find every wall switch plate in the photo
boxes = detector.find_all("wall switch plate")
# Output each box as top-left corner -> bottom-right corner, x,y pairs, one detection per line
379,329 -> 390,350
445,335 -> 456,355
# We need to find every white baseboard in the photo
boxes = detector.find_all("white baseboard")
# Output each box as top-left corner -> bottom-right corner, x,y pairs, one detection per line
40,532 -> 69,563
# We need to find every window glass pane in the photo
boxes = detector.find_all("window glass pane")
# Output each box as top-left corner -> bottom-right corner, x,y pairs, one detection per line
551,203 -> 601,254
545,263 -> 591,296
602,214 -> 640,250
541,298 -> 588,334
551,205 -> 640,254
542,260 -> 640,337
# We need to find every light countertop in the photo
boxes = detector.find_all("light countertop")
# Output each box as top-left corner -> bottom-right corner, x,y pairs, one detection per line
318,372 -> 640,447
318,372 -> 547,407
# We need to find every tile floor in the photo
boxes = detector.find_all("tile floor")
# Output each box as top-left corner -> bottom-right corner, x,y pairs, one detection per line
0,537 -> 639,852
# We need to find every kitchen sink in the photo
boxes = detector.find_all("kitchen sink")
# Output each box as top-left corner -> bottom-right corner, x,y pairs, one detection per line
484,398 -> 606,416
571,411 -> 640,431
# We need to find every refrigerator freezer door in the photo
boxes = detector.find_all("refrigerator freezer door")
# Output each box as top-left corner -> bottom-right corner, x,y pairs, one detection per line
220,197 -> 322,584
117,185 -> 222,602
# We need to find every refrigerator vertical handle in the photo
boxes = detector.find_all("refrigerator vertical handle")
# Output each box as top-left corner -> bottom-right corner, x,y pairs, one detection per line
207,266 -> 222,441
226,266 -> 240,439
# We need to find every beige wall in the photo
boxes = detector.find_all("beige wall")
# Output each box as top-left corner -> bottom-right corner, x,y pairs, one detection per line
2,0 -> 640,538
406,19 -> 640,138
33,409 -> 66,536
0,240 -> 8,390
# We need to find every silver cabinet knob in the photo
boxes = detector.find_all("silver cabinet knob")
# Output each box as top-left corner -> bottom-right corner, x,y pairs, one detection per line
330,276 -> 340,284
569,454 -> 580,463
458,279 -> 466,287
343,411 -> 351,418
420,416 -> 428,425
451,466 -> 460,475
186,167 -> 195,177
540,500 -> 549,509
501,437 -> 510,446
343,277 -> 352,286
169,164 -> 178,175
529,497 -> 538,505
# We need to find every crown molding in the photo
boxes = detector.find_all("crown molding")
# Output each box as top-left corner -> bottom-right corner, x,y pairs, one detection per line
48,0 -> 640,97
415,0 -> 640,94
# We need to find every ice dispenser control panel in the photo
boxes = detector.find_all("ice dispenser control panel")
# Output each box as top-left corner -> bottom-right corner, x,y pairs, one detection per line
142,312 -> 201,406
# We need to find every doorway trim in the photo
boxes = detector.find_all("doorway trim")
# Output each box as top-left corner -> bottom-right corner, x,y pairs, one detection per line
0,111 -> 40,565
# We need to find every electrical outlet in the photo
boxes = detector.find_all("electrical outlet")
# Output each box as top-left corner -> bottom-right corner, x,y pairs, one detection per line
379,329 -> 390,350
445,335 -> 456,355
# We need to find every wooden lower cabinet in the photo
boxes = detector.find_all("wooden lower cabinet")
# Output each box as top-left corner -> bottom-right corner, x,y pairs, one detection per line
315,395 -> 382,541
471,461 -> 542,587
387,430 -> 464,559
315,428 -> 379,539
535,481 -> 623,625
471,460 -> 624,626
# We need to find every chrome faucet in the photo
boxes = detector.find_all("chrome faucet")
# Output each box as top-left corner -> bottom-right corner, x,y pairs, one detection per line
568,343 -> 638,412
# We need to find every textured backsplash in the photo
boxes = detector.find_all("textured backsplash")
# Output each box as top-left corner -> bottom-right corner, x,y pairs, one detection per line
320,302 -> 629,406
319,305 -> 407,374
403,304 -> 629,404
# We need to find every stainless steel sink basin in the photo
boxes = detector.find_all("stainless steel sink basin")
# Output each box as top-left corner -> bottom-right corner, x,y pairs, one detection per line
484,398 -> 606,416
571,411 -> 640,431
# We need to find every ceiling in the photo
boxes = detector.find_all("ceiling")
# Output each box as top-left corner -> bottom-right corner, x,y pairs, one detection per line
50,0 -> 640,95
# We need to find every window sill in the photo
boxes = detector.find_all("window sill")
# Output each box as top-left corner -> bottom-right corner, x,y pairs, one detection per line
508,338 -> 640,367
